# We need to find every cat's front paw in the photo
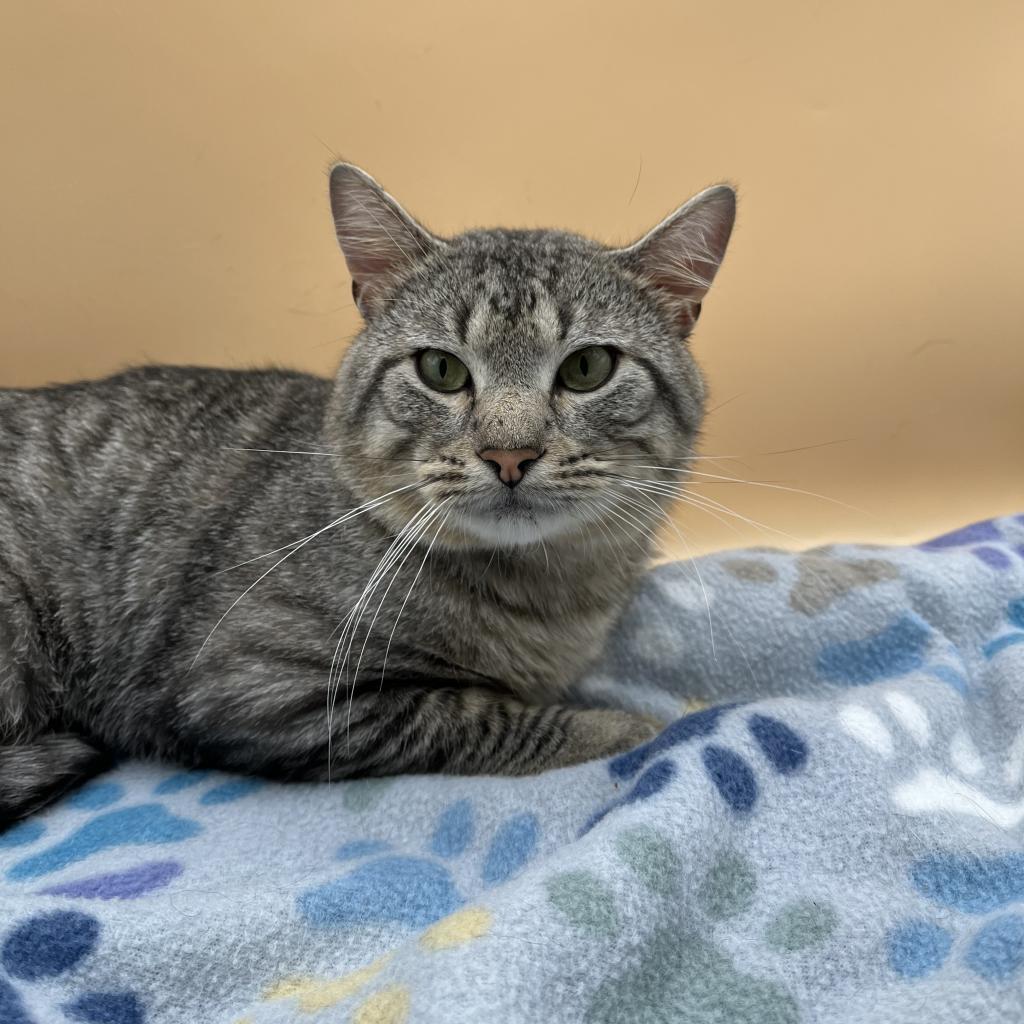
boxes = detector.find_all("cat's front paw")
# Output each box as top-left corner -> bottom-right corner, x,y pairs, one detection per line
555,709 -> 663,769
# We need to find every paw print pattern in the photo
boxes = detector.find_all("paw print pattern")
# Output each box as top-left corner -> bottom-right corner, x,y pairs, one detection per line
919,518 -> 1023,571
256,802 -> 514,1022
0,769 -> 269,1023
722,548 -> 976,694
838,690 -> 1024,984
255,906 -> 493,1022
3,779 -> 204,893
817,614 -> 932,685
697,847 -> 838,951
583,705 -> 808,832
259,954 -> 408,1020
1,769 -> 265,895
816,610 -> 973,694
297,800 -> 539,928
983,596 -> 1024,660
838,692 -> 1024,828
788,553 -> 901,616
721,549 -> 901,616
888,854 -> 1024,983
545,829 -> 838,1023
0,911 -> 144,1024
6,805 -> 198,884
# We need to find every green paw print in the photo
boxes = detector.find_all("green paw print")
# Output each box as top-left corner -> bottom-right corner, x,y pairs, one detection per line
545,829 -> 838,1024
340,777 -> 397,812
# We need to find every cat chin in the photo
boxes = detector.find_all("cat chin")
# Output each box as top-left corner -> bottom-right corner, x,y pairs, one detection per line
458,510 -> 581,548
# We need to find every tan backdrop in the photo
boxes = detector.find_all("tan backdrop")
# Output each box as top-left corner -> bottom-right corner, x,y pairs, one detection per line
1,0 -> 1021,555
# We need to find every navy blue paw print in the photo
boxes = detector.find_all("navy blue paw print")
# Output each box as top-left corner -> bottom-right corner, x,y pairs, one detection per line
0,768 -> 270,1022
888,852 -> 1024,983
297,800 -> 540,928
0,911 -> 144,1023
582,706 -> 809,832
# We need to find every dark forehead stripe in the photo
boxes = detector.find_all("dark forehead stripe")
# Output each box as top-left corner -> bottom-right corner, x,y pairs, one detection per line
487,290 -> 522,320
452,297 -> 472,345
556,300 -> 573,341
441,228 -> 616,359
456,229 -> 583,292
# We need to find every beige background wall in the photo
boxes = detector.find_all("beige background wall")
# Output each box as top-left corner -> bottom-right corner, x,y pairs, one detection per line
1,1 -> 1021,555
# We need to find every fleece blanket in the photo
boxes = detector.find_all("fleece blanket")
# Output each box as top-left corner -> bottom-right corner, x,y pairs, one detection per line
2,514 -> 1024,1024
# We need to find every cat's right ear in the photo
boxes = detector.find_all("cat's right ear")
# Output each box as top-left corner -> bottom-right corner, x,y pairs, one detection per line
611,184 -> 736,334
329,163 -> 440,319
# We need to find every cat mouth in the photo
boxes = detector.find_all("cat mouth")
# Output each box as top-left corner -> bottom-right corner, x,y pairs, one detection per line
456,492 -> 582,546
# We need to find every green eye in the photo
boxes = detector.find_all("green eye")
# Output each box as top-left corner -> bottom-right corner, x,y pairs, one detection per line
557,345 -> 615,392
416,349 -> 470,392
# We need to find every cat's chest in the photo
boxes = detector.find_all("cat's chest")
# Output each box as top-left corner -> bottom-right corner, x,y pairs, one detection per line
431,571 -> 625,701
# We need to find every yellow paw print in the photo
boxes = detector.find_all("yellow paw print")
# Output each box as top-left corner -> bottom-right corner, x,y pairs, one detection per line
353,985 -> 411,1024
258,905 -> 493,1021
263,955 -> 391,1013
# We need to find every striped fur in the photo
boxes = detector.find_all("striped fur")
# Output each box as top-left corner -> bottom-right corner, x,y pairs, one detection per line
0,165 -> 734,826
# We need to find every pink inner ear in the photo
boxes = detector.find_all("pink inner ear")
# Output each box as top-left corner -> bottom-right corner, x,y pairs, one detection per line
639,255 -> 711,318
329,164 -> 439,317
344,243 -> 406,281
334,204 -> 424,317
621,186 -> 736,318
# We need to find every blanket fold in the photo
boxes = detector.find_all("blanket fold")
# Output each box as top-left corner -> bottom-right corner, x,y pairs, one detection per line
2,514 -> 1023,1023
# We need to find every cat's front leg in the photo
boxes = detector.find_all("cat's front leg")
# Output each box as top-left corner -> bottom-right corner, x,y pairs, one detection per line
321,686 -> 661,777
194,683 -> 660,779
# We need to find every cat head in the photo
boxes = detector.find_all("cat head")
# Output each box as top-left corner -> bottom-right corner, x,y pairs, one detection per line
325,163 -> 734,550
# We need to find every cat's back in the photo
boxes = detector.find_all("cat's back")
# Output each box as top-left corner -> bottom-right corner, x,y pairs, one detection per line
0,364 -> 331,477
0,364 -> 335,565
1,364 -> 330,443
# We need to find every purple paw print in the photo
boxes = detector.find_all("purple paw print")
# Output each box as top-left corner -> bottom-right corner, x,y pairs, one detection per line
919,519 -> 1020,570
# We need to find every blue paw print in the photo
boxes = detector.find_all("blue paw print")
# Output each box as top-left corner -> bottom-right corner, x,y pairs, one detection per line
0,911 -> 145,1023
0,769 -> 264,902
888,852 -> 1024,983
152,771 -> 210,796
583,707 -> 809,832
6,804 -> 200,883
982,597 -> 1024,660
0,767 -> 265,1022
817,614 -> 932,685
815,611 -> 974,694
297,800 -> 540,928
152,768 -> 264,805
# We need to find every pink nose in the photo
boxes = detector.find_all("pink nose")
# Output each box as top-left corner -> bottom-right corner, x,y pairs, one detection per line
478,448 -> 542,487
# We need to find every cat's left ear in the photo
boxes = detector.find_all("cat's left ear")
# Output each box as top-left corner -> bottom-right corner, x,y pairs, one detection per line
612,184 -> 736,333
329,163 -> 442,318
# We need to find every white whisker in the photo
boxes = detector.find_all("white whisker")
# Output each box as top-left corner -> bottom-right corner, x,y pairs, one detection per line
189,483 -> 420,673
684,469 -> 870,515
347,502 -> 449,704
375,502 -> 454,700
216,481 -> 424,574
615,484 -> 716,659
222,445 -> 428,465
326,501 -> 442,765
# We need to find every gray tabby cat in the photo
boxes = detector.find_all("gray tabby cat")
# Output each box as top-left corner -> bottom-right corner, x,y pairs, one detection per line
0,164 -> 734,827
